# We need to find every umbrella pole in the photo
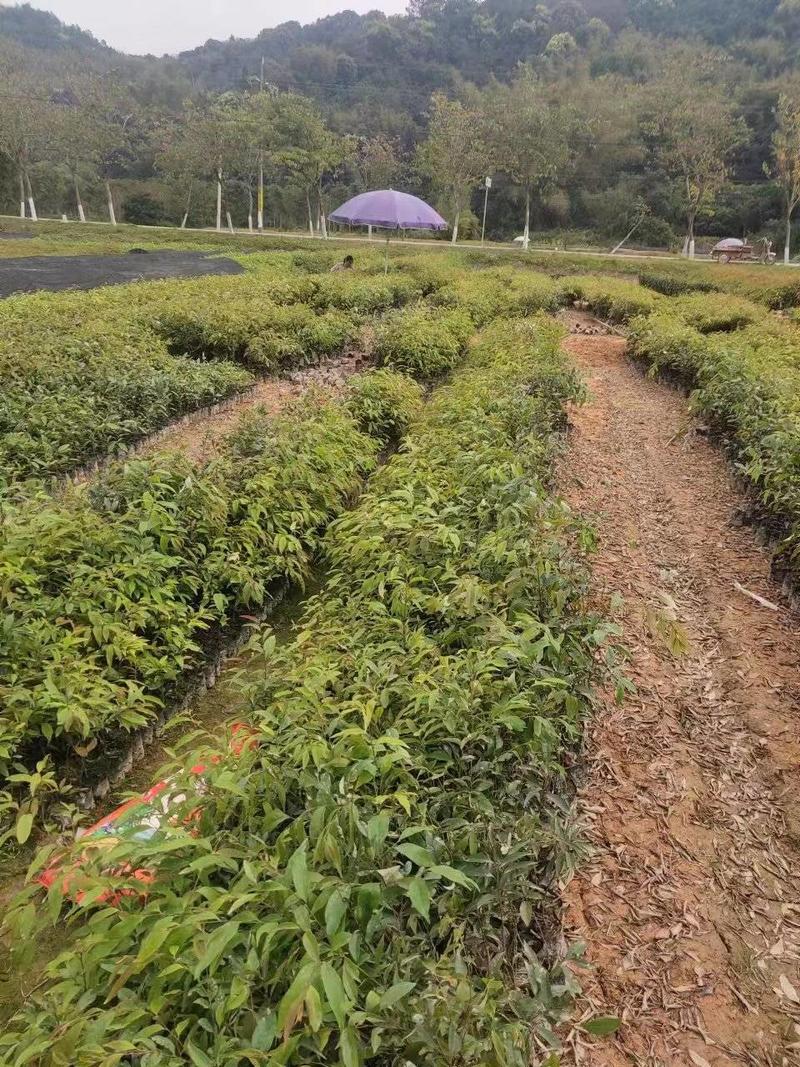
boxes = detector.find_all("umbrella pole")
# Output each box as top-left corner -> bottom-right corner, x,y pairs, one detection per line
385,235 -> 389,275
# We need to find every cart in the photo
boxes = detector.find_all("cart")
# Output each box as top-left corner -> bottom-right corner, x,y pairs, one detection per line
711,238 -> 776,264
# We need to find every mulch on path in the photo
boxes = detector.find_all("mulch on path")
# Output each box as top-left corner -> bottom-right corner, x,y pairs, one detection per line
559,327 -> 800,1066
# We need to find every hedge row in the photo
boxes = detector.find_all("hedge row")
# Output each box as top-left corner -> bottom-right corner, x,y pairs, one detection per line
0,262 -> 427,484
0,304 -> 473,830
3,317 -> 608,1066
0,400 -> 379,809
629,311 -> 800,573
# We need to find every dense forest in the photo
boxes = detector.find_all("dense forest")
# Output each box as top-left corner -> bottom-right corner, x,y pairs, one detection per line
0,0 -> 798,251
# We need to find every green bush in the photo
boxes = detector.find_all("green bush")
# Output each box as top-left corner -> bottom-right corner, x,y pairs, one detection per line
375,306 -> 474,376
671,292 -> 766,333
558,275 -> 663,322
3,317 -> 605,1066
639,271 -> 716,297
629,311 -> 800,572
0,400 -> 379,799
346,368 -> 424,440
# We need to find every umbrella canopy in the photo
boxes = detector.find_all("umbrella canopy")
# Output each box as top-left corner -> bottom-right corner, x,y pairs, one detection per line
329,189 -> 448,231
713,238 -> 746,251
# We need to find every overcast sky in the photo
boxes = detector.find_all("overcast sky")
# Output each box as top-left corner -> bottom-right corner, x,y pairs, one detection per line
22,1 -> 409,55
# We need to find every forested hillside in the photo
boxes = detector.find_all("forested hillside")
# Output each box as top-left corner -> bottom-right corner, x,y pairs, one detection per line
0,0 -> 798,250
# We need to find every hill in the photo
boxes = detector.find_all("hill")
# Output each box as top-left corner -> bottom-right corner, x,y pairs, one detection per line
0,0 -> 797,249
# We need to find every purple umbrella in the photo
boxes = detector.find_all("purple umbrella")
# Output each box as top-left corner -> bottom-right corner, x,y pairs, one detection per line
329,189 -> 448,231
329,189 -> 448,271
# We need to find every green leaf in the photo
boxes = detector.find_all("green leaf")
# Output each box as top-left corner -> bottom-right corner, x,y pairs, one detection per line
428,864 -> 477,889
185,1041 -> 214,1067
287,842 -> 311,902
340,1025 -> 361,1067
366,811 -> 390,850
379,981 -> 415,1009
193,921 -> 240,978
407,876 -> 431,921
325,887 -> 349,937
251,1013 -> 276,1051
396,842 -> 436,868
321,962 -> 348,1031
583,1016 -> 621,1036
15,813 -> 33,845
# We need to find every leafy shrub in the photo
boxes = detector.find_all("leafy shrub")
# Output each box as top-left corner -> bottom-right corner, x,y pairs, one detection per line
629,311 -> 800,572
558,275 -> 663,321
346,368 -> 424,440
0,399 -> 379,797
639,271 -> 716,297
3,317 -> 605,1066
311,271 -> 421,313
375,306 -> 474,376
429,269 -> 560,325
671,292 -> 765,333
152,300 -> 358,369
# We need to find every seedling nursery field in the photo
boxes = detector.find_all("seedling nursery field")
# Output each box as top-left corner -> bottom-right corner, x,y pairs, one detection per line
2,225 -> 800,1065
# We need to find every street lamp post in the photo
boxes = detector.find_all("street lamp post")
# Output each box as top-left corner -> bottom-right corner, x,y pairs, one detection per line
481,176 -> 492,245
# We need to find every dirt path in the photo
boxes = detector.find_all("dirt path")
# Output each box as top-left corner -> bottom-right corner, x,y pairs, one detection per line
559,325 -> 800,1066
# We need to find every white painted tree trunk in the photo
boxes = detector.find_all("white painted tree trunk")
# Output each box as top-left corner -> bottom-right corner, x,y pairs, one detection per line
785,215 -> 792,265
106,180 -> 117,226
451,197 -> 460,244
368,224 -> 373,240
688,238 -> 695,259
319,194 -> 328,239
181,184 -> 193,229
226,211 -> 234,234
25,174 -> 37,222
74,178 -> 86,223
306,191 -> 314,235
18,172 -> 25,218
522,186 -> 530,251
216,169 -> 223,232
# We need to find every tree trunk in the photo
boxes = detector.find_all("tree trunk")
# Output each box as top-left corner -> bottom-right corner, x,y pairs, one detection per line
226,211 -> 235,234
318,187 -> 328,239
181,183 -> 193,229
247,184 -> 254,232
522,186 -> 531,251
257,154 -> 264,231
18,171 -> 25,218
105,180 -> 117,226
74,175 -> 86,223
785,213 -> 792,265
451,194 -> 460,244
306,190 -> 314,236
25,172 -> 37,222
216,168 -> 223,232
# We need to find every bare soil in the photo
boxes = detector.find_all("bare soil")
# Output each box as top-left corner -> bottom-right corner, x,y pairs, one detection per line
559,325 -> 800,1066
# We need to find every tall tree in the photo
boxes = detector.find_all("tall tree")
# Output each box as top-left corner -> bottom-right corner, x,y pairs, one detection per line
770,91 -> 800,264
357,135 -> 400,191
643,50 -> 747,257
416,92 -> 487,243
274,94 -> 352,237
487,68 -> 577,249
181,94 -> 249,231
0,49 -> 47,220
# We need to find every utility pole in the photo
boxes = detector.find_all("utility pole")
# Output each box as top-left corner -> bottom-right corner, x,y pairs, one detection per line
480,176 -> 492,245
257,55 -> 265,232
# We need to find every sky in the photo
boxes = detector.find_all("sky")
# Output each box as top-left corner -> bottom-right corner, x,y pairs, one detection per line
21,1 -> 410,55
